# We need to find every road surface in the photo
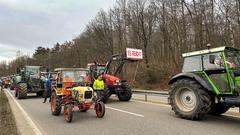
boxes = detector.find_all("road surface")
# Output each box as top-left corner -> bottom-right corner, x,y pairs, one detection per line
5,90 -> 240,135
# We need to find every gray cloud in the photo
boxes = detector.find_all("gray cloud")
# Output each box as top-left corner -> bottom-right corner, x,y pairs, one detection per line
0,0 -> 115,62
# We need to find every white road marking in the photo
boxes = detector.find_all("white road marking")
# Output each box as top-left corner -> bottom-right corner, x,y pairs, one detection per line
5,90 -> 43,135
106,106 -> 144,118
132,99 -> 171,108
223,114 -> 240,118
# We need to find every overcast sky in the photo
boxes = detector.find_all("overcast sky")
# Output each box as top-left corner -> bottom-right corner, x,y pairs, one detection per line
0,0 -> 116,62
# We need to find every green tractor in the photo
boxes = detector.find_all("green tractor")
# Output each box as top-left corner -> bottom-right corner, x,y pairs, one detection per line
169,46 -> 240,120
14,66 -> 47,99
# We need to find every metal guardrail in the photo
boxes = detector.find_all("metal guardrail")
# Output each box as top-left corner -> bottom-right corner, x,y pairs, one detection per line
132,89 -> 169,102
132,89 -> 168,95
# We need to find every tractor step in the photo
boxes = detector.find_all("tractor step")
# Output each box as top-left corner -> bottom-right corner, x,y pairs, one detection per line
223,97 -> 240,107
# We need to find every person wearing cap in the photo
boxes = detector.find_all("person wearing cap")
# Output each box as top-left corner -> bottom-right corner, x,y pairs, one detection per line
93,74 -> 105,101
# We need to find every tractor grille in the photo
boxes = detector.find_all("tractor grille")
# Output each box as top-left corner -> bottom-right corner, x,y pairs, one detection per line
84,91 -> 92,99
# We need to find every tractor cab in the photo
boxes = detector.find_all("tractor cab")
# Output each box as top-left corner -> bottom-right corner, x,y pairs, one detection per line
181,46 -> 240,95
53,68 -> 89,96
87,63 -> 106,80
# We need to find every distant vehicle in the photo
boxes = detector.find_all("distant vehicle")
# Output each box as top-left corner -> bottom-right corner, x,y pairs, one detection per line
169,46 -> 240,120
10,74 -> 18,90
14,66 -> 47,99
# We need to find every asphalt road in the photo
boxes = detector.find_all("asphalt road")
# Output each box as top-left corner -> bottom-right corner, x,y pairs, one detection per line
6,90 -> 240,135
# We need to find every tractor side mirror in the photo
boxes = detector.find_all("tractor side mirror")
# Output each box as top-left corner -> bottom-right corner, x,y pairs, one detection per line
209,55 -> 216,64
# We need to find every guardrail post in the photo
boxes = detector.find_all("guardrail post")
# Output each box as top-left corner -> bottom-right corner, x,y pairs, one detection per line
145,94 -> 147,101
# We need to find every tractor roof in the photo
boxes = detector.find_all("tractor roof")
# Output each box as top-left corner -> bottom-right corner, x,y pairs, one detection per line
182,46 -> 239,58
54,68 -> 87,72
25,66 -> 40,69
87,63 -> 106,66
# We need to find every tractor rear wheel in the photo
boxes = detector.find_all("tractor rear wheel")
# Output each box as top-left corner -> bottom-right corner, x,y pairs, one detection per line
208,103 -> 230,115
17,83 -> 28,99
64,104 -> 73,123
169,79 -> 211,120
102,87 -> 110,103
95,101 -> 105,118
118,85 -> 132,101
51,92 -> 62,116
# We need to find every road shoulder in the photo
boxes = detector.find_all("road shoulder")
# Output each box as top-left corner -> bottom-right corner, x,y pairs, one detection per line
4,90 -> 40,135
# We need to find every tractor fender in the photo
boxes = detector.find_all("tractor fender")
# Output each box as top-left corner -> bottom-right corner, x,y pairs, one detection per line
168,72 -> 214,92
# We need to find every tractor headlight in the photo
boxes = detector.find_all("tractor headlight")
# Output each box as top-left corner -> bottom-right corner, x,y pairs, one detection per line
79,92 -> 83,98
65,88 -> 72,91
114,80 -> 122,85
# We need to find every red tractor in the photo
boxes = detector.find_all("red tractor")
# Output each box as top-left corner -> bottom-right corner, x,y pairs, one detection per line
86,53 -> 140,103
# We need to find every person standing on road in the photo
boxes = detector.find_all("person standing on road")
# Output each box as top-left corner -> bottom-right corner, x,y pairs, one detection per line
93,74 -> 105,101
43,76 -> 53,103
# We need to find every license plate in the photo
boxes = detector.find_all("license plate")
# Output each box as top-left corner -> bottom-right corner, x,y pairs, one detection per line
85,99 -> 92,102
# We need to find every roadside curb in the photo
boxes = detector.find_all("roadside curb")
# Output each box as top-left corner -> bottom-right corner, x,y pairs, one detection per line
4,89 -> 43,135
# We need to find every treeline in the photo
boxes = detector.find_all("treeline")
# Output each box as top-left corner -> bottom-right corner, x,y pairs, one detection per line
1,0 -> 240,89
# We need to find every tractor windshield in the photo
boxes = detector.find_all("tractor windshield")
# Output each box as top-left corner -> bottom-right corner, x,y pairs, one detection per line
25,67 -> 40,76
97,66 -> 105,72
89,65 -> 105,79
62,70 -> 87,83
224,49 -> 240,69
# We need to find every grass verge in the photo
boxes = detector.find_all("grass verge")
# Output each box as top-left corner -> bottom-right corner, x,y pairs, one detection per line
0,90 -> 18,135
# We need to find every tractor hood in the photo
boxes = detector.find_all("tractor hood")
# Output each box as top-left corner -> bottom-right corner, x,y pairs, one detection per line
104,74 -> 121,86
72,86 -> 93,92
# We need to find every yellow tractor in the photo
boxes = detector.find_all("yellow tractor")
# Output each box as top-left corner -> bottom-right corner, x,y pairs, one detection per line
50,68 -> 105,123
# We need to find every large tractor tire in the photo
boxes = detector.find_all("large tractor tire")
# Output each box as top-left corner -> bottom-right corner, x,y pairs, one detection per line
51,92 -> 62,116
118,85 -> 132,101
169,79 -> 211,120
208,103 -> 230,116
102,87 -> 111,103
17,83 -> 28,99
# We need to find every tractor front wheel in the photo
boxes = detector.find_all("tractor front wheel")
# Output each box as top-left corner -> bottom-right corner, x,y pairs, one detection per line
51,92 -> 62,116
208,103 -> 230,115
64,104 -> 73,123
118,85 -> 132,101
95,101 -> 105,118
169,79 -> 211,120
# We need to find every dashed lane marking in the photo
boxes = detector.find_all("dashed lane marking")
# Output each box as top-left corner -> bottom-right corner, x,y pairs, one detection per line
106,106 -> 144,118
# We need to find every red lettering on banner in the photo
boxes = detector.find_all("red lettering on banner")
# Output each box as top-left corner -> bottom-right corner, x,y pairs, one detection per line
128,50 -> 131,56
126,48 -> 143,60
